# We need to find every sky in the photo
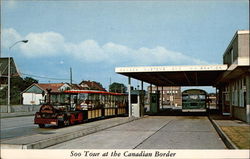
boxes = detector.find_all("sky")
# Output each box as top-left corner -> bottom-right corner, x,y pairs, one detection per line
1,0 -> 249,92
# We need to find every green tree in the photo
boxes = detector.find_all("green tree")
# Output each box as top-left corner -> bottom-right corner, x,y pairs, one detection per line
109,82 -> 127,93
0,76 -> 38,105
23,77 -> 38,89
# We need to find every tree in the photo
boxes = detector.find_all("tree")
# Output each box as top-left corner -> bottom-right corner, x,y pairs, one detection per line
109,82 -> 127,93
23,77 -> 38,89
0,76 -> 38,105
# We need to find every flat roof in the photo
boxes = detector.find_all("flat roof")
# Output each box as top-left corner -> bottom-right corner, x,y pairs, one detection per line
115,65 -> 228,86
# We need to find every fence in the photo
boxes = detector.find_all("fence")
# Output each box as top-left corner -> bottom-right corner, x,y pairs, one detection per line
0,105 -> 40,113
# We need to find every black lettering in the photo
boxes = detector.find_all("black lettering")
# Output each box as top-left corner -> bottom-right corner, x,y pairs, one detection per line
70,151 -> 81,157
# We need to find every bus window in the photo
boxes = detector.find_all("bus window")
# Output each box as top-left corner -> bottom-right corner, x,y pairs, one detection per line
199,95 -> 206,99
189,95 -> 198,100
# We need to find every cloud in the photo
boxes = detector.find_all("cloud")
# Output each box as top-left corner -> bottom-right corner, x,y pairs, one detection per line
2,28 -> 208,65
2,28 -> 22,49
20,32 -> 65,57
65,40 -> 106,62
5,0 -> 18,9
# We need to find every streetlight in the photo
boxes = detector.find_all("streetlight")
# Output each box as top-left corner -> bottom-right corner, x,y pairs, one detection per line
7,40 -> 28,113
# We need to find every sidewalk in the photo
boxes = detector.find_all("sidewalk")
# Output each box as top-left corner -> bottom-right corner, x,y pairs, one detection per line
209,114 -> 250,149
0,111 -> 36,118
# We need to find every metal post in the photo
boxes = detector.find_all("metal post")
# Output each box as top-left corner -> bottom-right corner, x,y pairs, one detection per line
156,86 -> 159,111
7,40 -> 28,113
141,81 -> 143,91
161,86 -> 163,109
70,67 -> 72,84
216,88 -> 218,110
128,77 -> 131,117
141,81 -> 144,116
7,57 -> 11,113
171,86 -> 173,106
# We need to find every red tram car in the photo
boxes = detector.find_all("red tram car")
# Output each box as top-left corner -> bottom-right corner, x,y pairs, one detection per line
34,90 -> 128,128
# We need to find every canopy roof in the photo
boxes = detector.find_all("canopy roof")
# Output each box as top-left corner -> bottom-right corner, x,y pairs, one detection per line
115,65 -> 228,86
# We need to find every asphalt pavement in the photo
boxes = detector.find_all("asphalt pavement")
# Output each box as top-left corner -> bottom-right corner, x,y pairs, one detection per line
1,111 -> 249,149
47,116 -> 226,149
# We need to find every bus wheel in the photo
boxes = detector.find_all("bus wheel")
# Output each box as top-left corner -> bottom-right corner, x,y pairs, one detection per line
39,124 -> 45,128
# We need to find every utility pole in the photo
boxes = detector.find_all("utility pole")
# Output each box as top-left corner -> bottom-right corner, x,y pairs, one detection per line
109,77 -> 111,92
70,67 -> 72,84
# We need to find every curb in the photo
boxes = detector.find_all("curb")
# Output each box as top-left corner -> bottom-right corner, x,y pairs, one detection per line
1,117 -> 139,149
0,112 -> 36,119
208,116 -> 238,149
0,113 -> 35,119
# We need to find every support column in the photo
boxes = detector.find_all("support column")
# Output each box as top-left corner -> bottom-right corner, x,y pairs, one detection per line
141,81 -> 143,91
156,86 -> 159,111
246,75 -> 250,123
149,84 -> 152,104
149,84 -> 152,112
141,81 -> 144,116
215,88 -> 218,110
161,86 -> 163,109
128,77 -> 131,117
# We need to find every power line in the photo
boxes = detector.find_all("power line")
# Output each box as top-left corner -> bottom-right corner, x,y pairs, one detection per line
21,72 -> 71,81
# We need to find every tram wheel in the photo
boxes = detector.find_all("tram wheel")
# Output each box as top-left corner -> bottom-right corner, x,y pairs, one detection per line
58,121 -> 65,128
38,124 -> 45,128
64,119 -> 70,126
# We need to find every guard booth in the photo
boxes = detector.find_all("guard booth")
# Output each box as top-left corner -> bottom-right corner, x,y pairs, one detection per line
131,90 -> 145,117
150,91 -> 160,113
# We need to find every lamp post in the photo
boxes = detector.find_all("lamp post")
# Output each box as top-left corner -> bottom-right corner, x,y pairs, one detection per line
7,40 -> 28,113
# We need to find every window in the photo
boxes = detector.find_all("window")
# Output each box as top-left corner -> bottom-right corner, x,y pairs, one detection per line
131,95 -> 138,104
190,95 -> 198,100
199,95 -> 206,99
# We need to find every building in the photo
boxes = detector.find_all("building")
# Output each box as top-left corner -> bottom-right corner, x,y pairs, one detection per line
0,57 -> 20,90
216,30 -> 250,122
21,83 -> 83,105
79,80 -> 106,91
147,86 -> 182,107
116,30 -> 250,123
208,93 -> 217,109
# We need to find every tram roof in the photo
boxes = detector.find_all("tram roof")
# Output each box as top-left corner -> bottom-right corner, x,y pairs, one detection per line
115,64 -> 228,86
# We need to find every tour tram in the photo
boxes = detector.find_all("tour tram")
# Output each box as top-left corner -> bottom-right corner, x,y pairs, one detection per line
34,90 -> 128,128
182,89 -> 208,112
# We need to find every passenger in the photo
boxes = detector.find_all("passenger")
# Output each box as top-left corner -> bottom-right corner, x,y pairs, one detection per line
80,101 -> 88,110
75,105 -> 81,110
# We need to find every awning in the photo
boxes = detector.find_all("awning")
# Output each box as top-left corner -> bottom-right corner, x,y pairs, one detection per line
115,65 -> 228,86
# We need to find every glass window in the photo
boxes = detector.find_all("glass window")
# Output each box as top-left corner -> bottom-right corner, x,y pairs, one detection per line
189,95 -> 198,100
182,95 -> 189,100
199,95 -> 206,99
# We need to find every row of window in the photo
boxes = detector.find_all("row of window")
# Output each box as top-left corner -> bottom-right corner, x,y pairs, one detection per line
224,77 -> 247,107
151,90 -> 180,94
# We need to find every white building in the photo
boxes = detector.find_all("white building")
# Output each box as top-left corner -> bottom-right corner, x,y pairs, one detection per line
22,83 -> 74,105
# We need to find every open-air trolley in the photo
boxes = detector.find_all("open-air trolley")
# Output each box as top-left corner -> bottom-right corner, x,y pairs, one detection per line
34,90 -> 127,128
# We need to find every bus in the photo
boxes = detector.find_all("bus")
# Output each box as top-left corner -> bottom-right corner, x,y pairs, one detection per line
182,89 -> 207,112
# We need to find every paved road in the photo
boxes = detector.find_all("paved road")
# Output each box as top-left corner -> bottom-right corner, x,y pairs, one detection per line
48,116 -> 227,149
0,116 -> 51,139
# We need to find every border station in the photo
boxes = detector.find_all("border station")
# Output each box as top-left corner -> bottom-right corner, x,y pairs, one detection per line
116,30 -> 250,123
